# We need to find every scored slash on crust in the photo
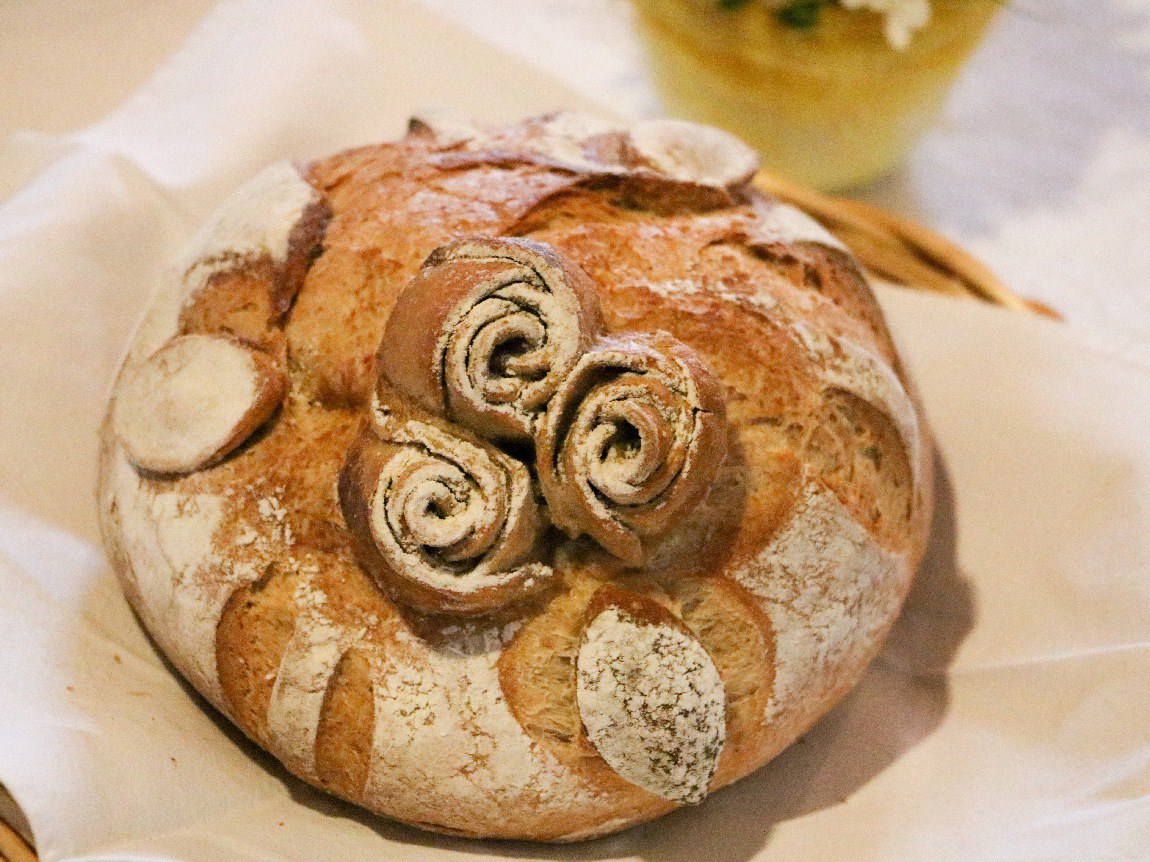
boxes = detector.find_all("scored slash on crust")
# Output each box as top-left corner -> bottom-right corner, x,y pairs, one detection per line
176,161 -> 323,309
413,109 -> 760,194
113,161 -> 325,477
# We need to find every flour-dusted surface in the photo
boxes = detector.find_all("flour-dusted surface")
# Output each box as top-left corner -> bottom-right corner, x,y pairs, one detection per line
97,112 -> 932,840
752,197 -> 850,253
110,454 -> 228,706
112,334 -> 275,474
790,321 -> 925,489
176,161 -> 319,303
576,608 -> 726,805
628,118 -> 759,188
266,601 -> 358,776
732,480 -> 910,726
365,623 -> 602,832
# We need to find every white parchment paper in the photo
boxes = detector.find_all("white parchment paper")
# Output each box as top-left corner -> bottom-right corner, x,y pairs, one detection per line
0,2 -> 1147,860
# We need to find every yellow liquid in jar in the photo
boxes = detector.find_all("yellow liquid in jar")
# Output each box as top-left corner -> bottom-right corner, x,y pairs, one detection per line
633,0 -> 1000,191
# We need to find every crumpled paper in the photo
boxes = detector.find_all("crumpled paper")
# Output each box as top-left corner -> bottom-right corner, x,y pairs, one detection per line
0,2 -> 1148,860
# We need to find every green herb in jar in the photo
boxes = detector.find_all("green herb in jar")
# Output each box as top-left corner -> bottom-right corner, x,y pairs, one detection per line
715,0 -> 828,29
776,0 -> 825,28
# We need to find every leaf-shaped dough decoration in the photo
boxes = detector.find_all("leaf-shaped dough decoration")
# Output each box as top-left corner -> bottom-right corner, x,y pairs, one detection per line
576,602 -> 726,804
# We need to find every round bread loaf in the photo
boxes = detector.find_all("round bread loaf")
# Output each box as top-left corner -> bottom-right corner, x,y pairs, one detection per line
98,112 -> 933,841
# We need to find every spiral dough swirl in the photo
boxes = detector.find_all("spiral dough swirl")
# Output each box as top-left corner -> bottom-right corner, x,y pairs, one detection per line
535,332 -> 728,566
338,400 -> 549,616
378,237 -> 604,441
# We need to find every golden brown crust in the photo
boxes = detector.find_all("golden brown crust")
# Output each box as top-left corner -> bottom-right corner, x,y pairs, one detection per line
98,115 -> 934,841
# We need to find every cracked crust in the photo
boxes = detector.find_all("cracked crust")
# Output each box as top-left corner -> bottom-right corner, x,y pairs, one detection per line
98,113 -> 933,841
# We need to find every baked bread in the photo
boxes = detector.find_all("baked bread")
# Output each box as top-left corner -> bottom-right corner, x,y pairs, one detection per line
98,111 -> 933,841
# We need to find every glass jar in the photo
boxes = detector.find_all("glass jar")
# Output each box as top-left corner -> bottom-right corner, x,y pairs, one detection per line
633,0 -> 1000,190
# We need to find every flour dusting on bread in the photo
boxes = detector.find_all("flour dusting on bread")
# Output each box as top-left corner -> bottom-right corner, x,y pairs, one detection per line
576,607 -> 726,804
108,450 -> 232,702
365,626 -> 599,830
98,112 -> 933,841
791,322 -> 924,487
752,196 -> 850,252
177,161 -> 318,303
267,605 -> 357,775
629,118 -> 759,188
732,480 -> 909,725
113,334 -> 286,474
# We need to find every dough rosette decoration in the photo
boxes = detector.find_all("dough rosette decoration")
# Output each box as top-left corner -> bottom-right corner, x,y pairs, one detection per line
340,234 -> 730,614
338,395 -> 549,616
378,236 -> 604,442
536,332 -> 728,566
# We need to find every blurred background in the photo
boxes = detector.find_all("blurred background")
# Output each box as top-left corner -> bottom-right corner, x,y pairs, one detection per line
3,0 -> 1148,365
1,4 -> 1149,861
